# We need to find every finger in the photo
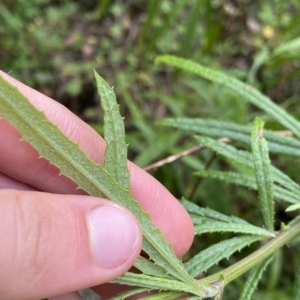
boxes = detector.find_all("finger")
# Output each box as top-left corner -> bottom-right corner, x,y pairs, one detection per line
49,291 -> 83,300
0,172 -> 37,191
0,189 -> 142,300
0,71 -> 194,257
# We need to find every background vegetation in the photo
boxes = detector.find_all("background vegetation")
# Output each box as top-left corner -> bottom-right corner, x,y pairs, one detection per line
1,1 -> 300,299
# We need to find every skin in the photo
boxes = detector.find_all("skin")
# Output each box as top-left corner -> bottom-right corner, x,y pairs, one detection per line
0,71 -> 194,300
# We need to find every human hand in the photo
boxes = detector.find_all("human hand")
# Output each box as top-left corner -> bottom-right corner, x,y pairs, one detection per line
0,71 -> 194,300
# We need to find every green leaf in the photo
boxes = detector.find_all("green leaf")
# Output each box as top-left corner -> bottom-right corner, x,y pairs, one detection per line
155,55 -> 300,139
238,256 -> 273,300
139,292 -> 187,300
181,199 -> 273,237
194,220 -> 273,238
111,272 -> 209,297
251,117 -> 274,231
194,136 -> 300,200
134,256 -> 175,279
199,221 -> 300,286
181,198 -> 249,224
185,235 -> 263,277
273,36 -> 300,57
0,74 -> 215,297
157,117 -> 300,158
194,169 -> 300,204
94,71 -> 130,190
110,288 -> 151,300
286,203 -> 300,212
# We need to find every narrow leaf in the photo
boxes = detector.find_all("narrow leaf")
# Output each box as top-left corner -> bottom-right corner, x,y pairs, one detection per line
273,36 -> 300,56
94,71 -> 130,189
185,235 -> 262,277
135,256 -> 175,279
111,272 -> 216,297
194,169 -> 300,204
286,203 -> 300,212
157,117 -> 300,158
194,220 -> 273,238
110,288 -> 151,300
251,117 -> 274,231
238,256 -> 273,300
194,136 -> 300,200
181,198 -> 249,224
140,292 -> 187,300
155,55 -> 300,139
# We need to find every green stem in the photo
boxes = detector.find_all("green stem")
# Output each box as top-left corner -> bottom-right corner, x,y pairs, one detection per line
200,220 -> 300,286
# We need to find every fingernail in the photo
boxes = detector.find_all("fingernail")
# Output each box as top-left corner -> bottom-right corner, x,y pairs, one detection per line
87,205 -> 140,269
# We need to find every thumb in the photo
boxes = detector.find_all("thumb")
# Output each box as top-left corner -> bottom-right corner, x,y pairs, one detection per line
0,189 -> 142,300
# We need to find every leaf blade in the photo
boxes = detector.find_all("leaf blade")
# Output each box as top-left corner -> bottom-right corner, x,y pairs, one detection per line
111,272 -> 211,297
134,256 -> 175,279
286,203 -> 300,212
94,71 -> 130,190
251,117 -> 274,231
194,220 -> 273,238
157,117 -> 300,158
155,55 -> 300,139
194,135 -> 300,200
185,235 -> 263,277
238,256 -> 273,300
110,288 -> 151,300
181,198 -> 249,224
194,169 -> 300,204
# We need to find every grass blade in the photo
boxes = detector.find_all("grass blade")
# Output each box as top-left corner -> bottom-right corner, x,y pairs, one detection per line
155,55 -> 300,139
185,235 -> 263,277
251,117 -> 274,231
273,36 -> 300,57
180,1 -> 202,58
238,256 -> 273,300
138,0 -> 161,49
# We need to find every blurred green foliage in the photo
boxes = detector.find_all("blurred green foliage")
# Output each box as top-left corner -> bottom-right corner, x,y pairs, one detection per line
1,0 -> 300,298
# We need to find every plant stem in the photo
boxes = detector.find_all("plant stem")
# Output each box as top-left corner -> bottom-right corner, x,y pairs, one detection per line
200,220 -> 300,286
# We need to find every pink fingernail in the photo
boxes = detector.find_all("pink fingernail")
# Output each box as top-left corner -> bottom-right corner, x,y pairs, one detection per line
87,205 -> 140,269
